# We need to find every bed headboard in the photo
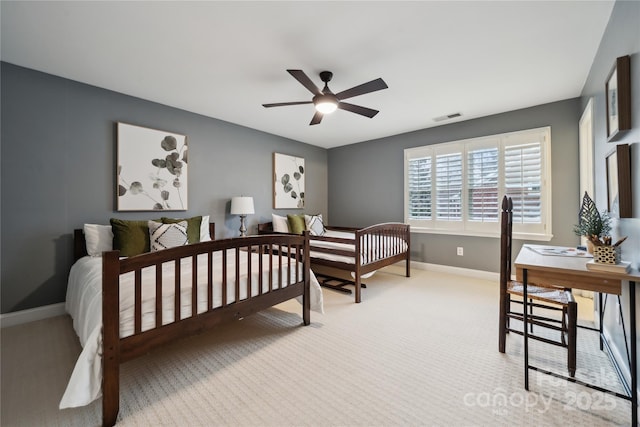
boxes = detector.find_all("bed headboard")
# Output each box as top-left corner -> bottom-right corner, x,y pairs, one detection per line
73,223 -> 216,262
257,222 -> 274,234
73,229 -> 89,261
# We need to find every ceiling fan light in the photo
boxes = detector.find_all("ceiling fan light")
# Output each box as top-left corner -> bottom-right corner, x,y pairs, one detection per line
315,101 -> 338,114
313,93 -> 338,114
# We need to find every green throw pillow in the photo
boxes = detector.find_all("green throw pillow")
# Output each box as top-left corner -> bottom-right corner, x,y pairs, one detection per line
287,214 -> 306,235
161,216 -> 202,244
110,218 -> 160,257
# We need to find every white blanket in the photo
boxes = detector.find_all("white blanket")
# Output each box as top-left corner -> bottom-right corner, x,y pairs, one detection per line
60,250 -> 323,409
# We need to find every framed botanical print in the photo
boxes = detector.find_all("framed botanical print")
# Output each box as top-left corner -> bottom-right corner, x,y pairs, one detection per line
117,122 -> 188,211
605,55 -> 631,142
605,143 -> 632,218
273,152 -> 305,209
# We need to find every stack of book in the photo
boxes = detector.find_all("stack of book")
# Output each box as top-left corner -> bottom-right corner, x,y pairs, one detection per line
586,260 -> 631,273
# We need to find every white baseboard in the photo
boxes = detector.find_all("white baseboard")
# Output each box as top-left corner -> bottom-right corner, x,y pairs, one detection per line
0,303 -> 66,328
410,260 -> 499,282
603,327 -> 631,380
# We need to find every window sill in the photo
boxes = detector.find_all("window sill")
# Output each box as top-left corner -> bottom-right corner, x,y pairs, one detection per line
409,227 -> 553,242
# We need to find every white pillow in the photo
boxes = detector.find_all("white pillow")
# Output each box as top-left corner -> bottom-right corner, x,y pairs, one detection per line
149,220 -> 188,252
83,224 -> 113,256
200,215 -> 212,241
305,214 -> 325,236
272,213 -> 290,233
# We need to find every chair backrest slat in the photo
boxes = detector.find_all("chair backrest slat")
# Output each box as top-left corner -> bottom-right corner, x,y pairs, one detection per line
499,196 -> 514,293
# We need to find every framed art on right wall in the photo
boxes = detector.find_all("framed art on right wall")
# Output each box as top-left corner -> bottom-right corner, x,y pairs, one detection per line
606,143 -> 632,218
605,55 -> 631,142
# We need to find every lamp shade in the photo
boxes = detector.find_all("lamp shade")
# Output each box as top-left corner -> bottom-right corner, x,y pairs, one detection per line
230,196 -> 255,215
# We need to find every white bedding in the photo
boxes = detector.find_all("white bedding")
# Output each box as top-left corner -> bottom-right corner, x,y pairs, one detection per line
60,250 -> 323,409
309,230 -> 361,264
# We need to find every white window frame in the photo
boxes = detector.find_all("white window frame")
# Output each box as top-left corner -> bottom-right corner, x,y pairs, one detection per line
404,127 -> 552,241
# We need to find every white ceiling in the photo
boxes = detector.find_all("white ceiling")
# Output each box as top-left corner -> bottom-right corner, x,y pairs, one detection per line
1,1 -> 614,149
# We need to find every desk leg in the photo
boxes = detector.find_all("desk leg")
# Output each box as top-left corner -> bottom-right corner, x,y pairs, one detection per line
523,268 -> 529,390
599,292 -> 604,351
630,281 -> 637,426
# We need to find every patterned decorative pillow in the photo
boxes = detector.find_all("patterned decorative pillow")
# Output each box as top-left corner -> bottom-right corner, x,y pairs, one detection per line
161,216 -> 202,244
305,214 -> 325,236
148,220 -> 188,252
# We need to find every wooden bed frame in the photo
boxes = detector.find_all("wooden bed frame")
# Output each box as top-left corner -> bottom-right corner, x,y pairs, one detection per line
258,222 -> 410,303
73,224 -> 311,426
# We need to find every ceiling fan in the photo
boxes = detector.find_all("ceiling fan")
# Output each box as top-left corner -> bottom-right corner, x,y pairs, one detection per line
262,69 -> 388,125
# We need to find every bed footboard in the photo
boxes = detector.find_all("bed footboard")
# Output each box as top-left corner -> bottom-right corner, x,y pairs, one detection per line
311,223 -> 410,303
101,233 -> 310,426
257,221 -> 410,303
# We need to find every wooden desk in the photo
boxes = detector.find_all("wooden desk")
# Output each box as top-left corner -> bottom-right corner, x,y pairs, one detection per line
515,245 -> 640,425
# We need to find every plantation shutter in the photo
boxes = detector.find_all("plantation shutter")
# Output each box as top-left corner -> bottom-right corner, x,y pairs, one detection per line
404,127 -> 550,240
407,155 -> 432,220
467,146 -> 499,222
504,141 -> 542,224
435,150 -> 462,221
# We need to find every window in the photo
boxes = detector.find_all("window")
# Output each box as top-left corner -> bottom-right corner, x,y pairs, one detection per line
404,127 -> 552,240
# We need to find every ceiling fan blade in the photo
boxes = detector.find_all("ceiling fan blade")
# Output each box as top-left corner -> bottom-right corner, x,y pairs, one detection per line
309,111 -> 323,125
287,69 -> 322,95
338,102 -> 379,118
335,78 -> 388,100
262,101 -> 313,108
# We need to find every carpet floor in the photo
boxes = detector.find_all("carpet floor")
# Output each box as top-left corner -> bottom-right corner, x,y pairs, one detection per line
0,265 -> 631,426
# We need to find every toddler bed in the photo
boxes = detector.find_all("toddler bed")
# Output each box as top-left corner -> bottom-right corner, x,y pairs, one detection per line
61,221 -> 323,426
259,215 -> 410,303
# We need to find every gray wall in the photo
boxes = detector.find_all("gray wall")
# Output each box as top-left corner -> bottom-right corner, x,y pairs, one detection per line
579,0 -> 640,390
0,62 -> 328,314
2,0 -> 637,319
328,98 -> 581,272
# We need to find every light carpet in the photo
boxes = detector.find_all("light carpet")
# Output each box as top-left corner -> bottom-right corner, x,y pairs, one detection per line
1,266 -> 631,426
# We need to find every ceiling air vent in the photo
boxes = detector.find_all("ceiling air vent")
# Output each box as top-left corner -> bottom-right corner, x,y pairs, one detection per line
433,112 -> 462,122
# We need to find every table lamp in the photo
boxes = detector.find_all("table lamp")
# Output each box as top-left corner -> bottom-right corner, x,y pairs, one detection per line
230,196 -> 255,237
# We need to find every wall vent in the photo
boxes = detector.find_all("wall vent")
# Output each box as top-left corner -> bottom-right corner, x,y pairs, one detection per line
433,112 -> 462,122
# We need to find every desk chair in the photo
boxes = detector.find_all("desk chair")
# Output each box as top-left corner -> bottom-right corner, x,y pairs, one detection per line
498,196 -> 578,376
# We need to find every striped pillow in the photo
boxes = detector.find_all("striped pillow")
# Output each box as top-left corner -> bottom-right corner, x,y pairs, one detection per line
148,220 -> 188,252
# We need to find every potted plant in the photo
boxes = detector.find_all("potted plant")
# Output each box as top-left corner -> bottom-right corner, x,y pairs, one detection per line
573,191 -> 611,252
